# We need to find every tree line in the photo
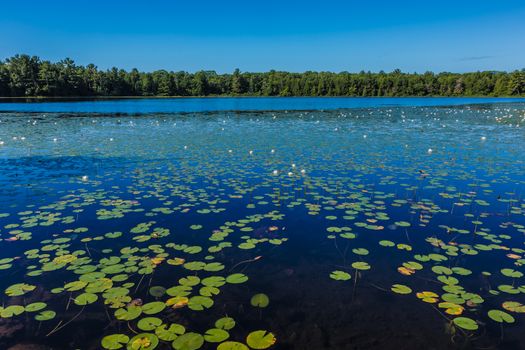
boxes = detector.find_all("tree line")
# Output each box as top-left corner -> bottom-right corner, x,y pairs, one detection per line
1,54 -> 524,97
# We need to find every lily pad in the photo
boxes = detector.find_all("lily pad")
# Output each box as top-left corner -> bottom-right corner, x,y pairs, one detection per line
127,333 -> 159,350
217,342 -> 249,350
330,270 -> 351,281
251,293 -> 270,307
102,334 -> 130,350
137,317 -> 162,331
453,317 -> 478,331
487,309 -> 515,323
204,328 -> 229,342
171,332 -> 204,350
215,317 -> 236,330
226,273 -> 248,284
391,284 -> 412,295
246,330 -> 276,349
74,292 -> 98,306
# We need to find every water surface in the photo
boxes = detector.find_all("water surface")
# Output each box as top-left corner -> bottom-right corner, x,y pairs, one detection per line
1,96 -> 525,113
0,99 -> 524,350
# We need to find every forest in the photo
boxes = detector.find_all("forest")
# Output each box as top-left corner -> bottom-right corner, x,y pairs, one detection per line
0,54 -> 524,97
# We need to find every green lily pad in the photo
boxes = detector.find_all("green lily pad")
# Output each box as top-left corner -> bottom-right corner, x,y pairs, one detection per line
226,273 -> 248,284
102,334 -> 130,349
351,262 -> 371,270
453,317 -> 478,331
171,332 -> 204,350
127,333 -> 159,350
155,323 -> 185,341
352,248 -> 369,256
1,305 -> 25,318
251,293 -> 270,307
25,302 -> 47,312
74,292 -> 98,306
137,317 -> 162,331
217,341 -> 249,350
501,268 -> 523,278
391,284 -> 412,295
329,270 -> 351,281
5,283 -> 36,296
204,328 -> 229,342
115,306 -> 142,321
487,309 -> 515,323
35,310 -> 56,321
188,296 -> 214,311
215,317 -> 236,330
246,330 -> 276,349
142,301 -> 166,315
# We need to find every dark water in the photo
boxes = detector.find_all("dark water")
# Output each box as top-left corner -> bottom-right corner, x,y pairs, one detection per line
0,99 -> 524,350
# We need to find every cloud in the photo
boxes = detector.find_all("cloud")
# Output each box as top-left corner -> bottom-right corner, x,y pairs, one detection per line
459,55 -> 494,61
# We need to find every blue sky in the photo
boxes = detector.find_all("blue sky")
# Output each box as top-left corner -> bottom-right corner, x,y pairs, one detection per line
1,0 -> 524,73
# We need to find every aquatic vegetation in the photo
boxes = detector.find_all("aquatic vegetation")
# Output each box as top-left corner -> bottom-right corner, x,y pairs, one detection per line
330,270 -> 352,281
453,317 -> 478,331
0,103 -> 524,349
246,330 -> 277,349
251,293 -> 270,308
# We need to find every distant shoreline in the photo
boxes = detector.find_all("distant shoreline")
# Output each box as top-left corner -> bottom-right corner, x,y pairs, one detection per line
1,95 -> 524,101
2,55 -> 524,99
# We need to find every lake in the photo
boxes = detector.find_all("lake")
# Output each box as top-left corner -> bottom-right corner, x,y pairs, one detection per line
0,98 -> 524,350
1,96 -> 525,113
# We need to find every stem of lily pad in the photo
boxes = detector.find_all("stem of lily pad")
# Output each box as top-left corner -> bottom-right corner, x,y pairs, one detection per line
46,306 -> 85,337
46,320 -> 63,337
128,321 -> 139,334
333,237 -> 345,264
134,274 -> 146,293
229,256 -> 262,272
430,305 -> 468,339
367,282 -> 388,292
148,274 -> 154,289
85,243 -> 92,258
65,292 -> 72,311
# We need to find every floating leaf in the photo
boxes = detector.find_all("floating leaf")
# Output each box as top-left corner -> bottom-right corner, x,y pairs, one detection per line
5,283 -> 36,296
351,262 -> 370,271
127,333 -> 159,350
330,270 -> 351,281
246,330 -> 276,349
155,323 -> 185,341
35,310 -> 56,321
226,273 -> 248,284
171,332 -> 204,350
74,292 -> 98,306
215,317 -> 236,330
137,317 -> 162,331
217,342 -> 249,350
204,328 -> 229,342
188,296 -> 213,311
251,293 -> 270,308
391,284 -> 412,295
142,301 -> 166,315
102,334 -> 130,350
115,306 -> 142,321
25,302 -> 47,312
453,317 -> 478,331
487,309 -> 515,323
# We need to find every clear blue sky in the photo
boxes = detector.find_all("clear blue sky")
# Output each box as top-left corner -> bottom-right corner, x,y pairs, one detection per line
1,0 -> 524,73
